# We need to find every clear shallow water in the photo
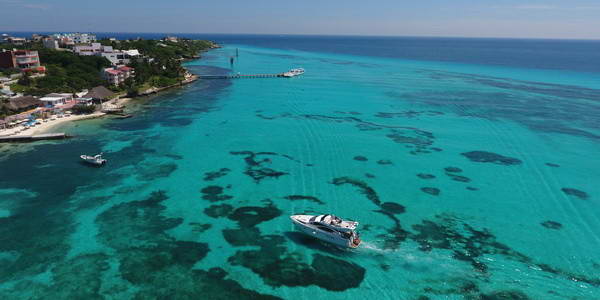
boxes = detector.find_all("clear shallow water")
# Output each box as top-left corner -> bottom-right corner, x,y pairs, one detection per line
1,37 -> 600,299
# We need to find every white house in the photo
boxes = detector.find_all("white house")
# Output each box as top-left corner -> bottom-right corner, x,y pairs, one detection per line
40,93 -> 73,107
43,38 -> 59,49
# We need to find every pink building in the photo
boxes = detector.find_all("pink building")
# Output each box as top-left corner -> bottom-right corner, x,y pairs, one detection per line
102,66 -> 135,86
0,49 -> 46,73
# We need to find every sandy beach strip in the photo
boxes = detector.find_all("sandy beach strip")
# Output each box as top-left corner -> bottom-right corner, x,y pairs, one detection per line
0,112 -> 106,137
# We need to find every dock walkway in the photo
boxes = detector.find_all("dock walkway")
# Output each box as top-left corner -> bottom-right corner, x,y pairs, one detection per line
200,73 -> 285,79
0,133 -> 69,143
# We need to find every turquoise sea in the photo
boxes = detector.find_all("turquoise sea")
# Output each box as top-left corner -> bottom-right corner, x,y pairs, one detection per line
1,36 -> 600,299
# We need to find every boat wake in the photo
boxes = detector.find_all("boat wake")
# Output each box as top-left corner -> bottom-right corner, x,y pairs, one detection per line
356,241 -> 398,254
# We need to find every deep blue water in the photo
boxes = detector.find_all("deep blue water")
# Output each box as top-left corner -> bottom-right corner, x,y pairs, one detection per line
6,32 -> 600,73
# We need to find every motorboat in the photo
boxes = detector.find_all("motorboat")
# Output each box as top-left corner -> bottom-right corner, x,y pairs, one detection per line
80,153 -> 107,166
282,68 -> 305,77
290,214 -> 361,248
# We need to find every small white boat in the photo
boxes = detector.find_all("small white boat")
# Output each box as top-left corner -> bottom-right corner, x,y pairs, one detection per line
282,68 -> 305,77
80,153 -> 107,166
290,214 -> 361,248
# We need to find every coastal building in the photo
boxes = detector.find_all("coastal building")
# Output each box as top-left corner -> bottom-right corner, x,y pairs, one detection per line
5,37 -> 27,45
102,66 -> 135,86
71,43 -> 138,65
5,96 -> 42,112
40,93 -> 73,107
75,97 -> 94,106
83,86 -> 114,103
100,51 -> 132,65
122,49 -> 140,57
51,33 -> 96,44
31,34 -> 45,42
42,38 -> 60,49
0,50 -> 45,73
73,43 -> 113,56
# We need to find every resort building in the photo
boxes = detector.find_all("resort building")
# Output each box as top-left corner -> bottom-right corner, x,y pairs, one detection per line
71,43 -> 138,65
42,38 -> 60,49
73,43 -> 114,56
102,66 -> 135,86
83,86 -> 115,103
100,51 -> 133,65
164,36 -> 179,42
5,37 -> 27,45
0,50 -> 45,73
4,96 -> 41,112
51,33 -> 96,44
40,93 -> 73,107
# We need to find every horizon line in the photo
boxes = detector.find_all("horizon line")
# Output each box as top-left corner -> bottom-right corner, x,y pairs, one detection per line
2,30 -> 599,42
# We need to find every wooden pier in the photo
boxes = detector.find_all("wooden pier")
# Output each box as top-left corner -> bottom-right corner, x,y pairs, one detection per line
200,73 -> 285,79
0,133 -> 70,143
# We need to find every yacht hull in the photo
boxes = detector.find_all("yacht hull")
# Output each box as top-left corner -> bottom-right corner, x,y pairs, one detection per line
291,215 -> 360,248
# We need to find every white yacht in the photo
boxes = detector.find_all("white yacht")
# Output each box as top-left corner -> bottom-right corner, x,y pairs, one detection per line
80,153 -> 107,166
290,214 -> 361,248
282,68 -> 305,77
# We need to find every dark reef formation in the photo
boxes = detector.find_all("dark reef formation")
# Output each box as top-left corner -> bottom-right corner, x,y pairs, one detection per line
203,168 -> 231,181
331,177 -> 381,206
380,202 -> 406,214
561,188 -> 589,200
296,114 -> 437,155
541,221 -> 562,230
330,176 -> 409,249
136,162 -> 178,181
417,173 -> 436,180
230,151 -> 300,183
461,151 -> 522,165
421,187 -> 440,196
283,195 -> 325,205
446,174 -> 471,183
93,190 -> 280,299
219,200 -> 366,291
444,167 -> 462,173
201,185 -> 233,202
204,204 -> 234,218
374,110 -> 444,119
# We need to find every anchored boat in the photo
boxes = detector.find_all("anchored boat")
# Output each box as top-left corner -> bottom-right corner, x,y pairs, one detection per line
282,68 -> 305,77
290,214 -> 361,248
80,153 -> 107,166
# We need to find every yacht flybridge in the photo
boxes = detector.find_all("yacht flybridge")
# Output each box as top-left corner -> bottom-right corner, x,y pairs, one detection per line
282,68 -> 305,77
290,214 -> 361,248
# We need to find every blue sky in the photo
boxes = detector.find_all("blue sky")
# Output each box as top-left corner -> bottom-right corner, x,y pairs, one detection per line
1,0 -> 599,39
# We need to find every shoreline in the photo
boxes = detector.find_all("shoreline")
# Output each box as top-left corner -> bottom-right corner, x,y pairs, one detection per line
0,112 -> 107,138
0,70 -> 201,139
0,41 -> 220,140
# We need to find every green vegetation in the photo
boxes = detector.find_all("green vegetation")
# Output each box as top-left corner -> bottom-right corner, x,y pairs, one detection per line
1,37 -> 215,118
71,104 -> 97,114
5,47 -> 111,96
0,68 -> 20,77
100,39 -> 215,94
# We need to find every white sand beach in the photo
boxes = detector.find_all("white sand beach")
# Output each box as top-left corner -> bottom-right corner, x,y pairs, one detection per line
0,112 -> 106,137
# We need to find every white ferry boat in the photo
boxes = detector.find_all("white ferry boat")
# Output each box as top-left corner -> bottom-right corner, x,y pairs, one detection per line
282,68 -> 305,77
290,214 -> 361,248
